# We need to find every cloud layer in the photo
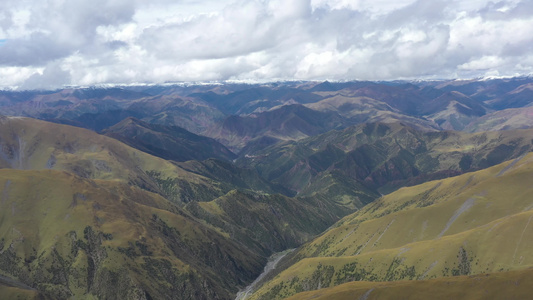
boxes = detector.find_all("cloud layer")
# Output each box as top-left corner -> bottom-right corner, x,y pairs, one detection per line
0,0 -> 532,89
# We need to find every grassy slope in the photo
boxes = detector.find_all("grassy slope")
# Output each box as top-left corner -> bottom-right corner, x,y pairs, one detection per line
102,117 -> 236,162
465,106 -> 533,132
0,116 -> 227,203
204,105 -> 348,152
239,122 -> 533,200
0,169 -> 264,299
249,153 -> 533,299
0,116 -> 368,298
185,190 -> 347,256
286,268 -> 533,300
0,115 -> 361,244
177,158 -> 293,196
0,285 -> 42,300
305,92 -> 439,131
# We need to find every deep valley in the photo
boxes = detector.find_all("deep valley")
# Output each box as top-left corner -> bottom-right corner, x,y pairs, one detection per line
1,77 -> 533,299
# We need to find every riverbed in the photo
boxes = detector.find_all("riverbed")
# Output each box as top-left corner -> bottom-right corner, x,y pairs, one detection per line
235,248 -> 295,300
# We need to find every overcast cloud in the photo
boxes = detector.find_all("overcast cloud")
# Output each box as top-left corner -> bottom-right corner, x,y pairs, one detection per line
0,0 -> 532,89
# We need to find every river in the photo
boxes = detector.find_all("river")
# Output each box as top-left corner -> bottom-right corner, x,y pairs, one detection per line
235,248 -> 295,300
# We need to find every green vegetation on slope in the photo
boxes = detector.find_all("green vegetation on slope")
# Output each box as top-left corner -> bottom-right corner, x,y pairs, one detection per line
204,104 -> 350,152
0,169 -> 265,299
0,116 -> 371,299
465,106 -> 533,132
239,122 -> 533,201
249,153 -> 533,299
177,158 -> 293,196
103,117 -> 236,162
0,116 -> 230,204
186,190 -> 345,257
286,268 -> 533,300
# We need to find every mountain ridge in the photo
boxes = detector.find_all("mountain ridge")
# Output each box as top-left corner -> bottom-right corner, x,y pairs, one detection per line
2,77 -> 533,299
103,117 -> 236,162
248,152 -> 533,299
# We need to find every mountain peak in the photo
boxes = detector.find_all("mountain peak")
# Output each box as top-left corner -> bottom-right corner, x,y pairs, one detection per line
112,116 -> 146,128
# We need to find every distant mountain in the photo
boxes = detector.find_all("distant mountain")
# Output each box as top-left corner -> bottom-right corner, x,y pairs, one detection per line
0,88 -> 148,120
485,82 -> 533,109
431,78 -> 523,100
305,90 -> 439,131
251,153 -> 533,299
205,104 -> 351,152
190,85 -> 322,115
238,122 -> 533,198
0,87 -> 226,134
103,117 -> 236,162
421,91 -> 488,130
309,80 -> 375,92
128,94 -> 226,134
349,84 -> 428,115
2,78 -> 533,139
49,109 -> 144,131
3,77 -> 533,298
432,77 -> 533,108
465,106 -> 533,132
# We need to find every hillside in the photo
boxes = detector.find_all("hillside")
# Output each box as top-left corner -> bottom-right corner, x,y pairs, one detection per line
185,190 -> 342,257
249,152 -> 533,299
286,269 -> 533,300
0,169 -> 264,299
421,91 -> 488,130
204,105 -> 350,152
305,92 -> 439,132
0,116 -> 368,298
103,117 -> 236,162
465,106 -> 533,132
2,78 -> 533,299
0,115 -> 227,204
2,78 -> 533,146
238,122 -> 533,198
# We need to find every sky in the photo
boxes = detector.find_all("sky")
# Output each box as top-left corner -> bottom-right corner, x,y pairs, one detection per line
0,0 -> 532,90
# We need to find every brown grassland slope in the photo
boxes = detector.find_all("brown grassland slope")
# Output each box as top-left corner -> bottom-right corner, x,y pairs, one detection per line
286,268 -> 533,300
0,115 -> 229,203
0,169 -> 264,299
239,122 -> 533,200
249,152 -> 533,299
0,116 -> 372,299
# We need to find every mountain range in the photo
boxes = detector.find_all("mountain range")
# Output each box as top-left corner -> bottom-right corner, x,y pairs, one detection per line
250,152 -> 533,299
0,77 -> 533,299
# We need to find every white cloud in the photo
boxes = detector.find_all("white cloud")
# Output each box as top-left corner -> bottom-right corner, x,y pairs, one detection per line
311,0 -> 417,14
459,56 -> 504,71
20,61 -> 71,90
0,0 -> 532,89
